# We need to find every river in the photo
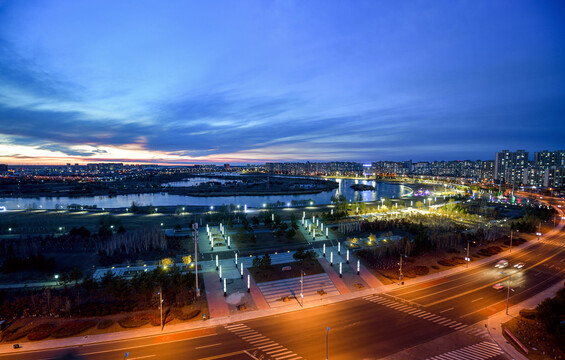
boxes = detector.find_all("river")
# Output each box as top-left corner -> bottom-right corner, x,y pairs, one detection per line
0,178 -> 412,210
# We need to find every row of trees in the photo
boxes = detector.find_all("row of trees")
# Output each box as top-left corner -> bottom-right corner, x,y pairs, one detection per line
0,266 -> 196,320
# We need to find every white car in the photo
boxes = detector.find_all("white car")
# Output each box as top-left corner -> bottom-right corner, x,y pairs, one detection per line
495,260 -> 509,269
514,262 -> 525,269
492,283 -> 504,290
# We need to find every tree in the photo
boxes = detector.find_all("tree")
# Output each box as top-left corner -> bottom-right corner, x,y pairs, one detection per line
69,267 -> 83,285
262,253 -> 272,267
285,228 -> 296,240
251,216 -> 260,226
161,258 -> 174,268
415,201 -> 424,209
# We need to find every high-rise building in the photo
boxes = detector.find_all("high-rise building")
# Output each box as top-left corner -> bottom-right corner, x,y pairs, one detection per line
494,149 -> 529,185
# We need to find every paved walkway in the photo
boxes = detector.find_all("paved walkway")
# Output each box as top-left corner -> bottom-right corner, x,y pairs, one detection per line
256,273 -> 339,307
203,271 -> 230,318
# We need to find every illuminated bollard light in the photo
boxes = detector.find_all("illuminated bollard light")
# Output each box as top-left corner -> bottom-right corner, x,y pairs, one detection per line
347,249 -> 350,264
357,260 -> 360,275
219,265 -> 222,282
330,252 -> 333,266
228,236 -> 231,249
247,274 -> 250,293
339,262 -> 342,278
240,263 -> 244,279
323,244 -> 326,257
338,242 -> 341,255
272,213 -> 274,221
235,252 -> 238,267
331,209 -> 333,215
223,278 -> 227,297
326,228 -> 328,239
312,216 -> 315,223
216,255 -> 219,270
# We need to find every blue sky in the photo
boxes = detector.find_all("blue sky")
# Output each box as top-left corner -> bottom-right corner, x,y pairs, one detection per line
0,0 -> 564,165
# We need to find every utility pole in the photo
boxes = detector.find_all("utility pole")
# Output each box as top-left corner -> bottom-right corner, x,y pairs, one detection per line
193,223 -> 200,297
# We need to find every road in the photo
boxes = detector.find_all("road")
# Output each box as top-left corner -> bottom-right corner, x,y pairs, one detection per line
2,203 -> 564,360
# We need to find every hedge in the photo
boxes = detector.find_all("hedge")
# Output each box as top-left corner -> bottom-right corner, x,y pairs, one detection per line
52,320 -> 96,338
4,323 -> 54,342
97,319 -> 114,329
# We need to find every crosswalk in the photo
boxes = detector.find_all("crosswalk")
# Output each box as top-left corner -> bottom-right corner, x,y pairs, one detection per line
425,341 -> 504,360
257,273 -> 339,307
362,295 -> 467,331
225,323 -> 302,360
462,326 -> 491,340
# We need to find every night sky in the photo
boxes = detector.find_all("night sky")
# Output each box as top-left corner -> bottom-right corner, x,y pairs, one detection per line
0,1 -> 564,165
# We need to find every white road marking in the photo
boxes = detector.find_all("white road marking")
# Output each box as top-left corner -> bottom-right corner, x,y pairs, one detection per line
195,343 -> 222,350
440,307 -> 454,313
471,297 -> 483,302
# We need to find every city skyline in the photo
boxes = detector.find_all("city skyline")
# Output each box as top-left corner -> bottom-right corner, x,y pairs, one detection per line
1,1 -> 564,165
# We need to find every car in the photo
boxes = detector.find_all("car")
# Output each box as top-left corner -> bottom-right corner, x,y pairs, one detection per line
514,262 -> 525,269
492,283 -> 504,290
495,260 -> 509,269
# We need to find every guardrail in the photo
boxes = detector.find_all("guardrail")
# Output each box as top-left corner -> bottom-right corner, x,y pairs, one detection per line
503,327 -> 529,355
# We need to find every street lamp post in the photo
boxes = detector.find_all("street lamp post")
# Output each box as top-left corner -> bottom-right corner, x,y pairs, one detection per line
326,326 -> 330,360
192,223 -> 199,297
300,270 -> 305,307
399,254 -> 404,284
465,240 -> 470,268
158,287 -> 163,330
506,275 -> 511,315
